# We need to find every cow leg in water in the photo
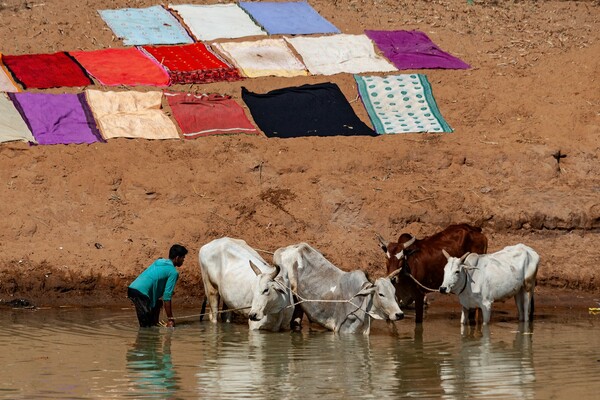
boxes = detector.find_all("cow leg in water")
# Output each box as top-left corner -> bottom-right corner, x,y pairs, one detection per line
415,295 -> 425,323
200,298 -> 207,322
481,302 -> 492,325
460,306 -> 471,325
221,302 -> 231,323
290,300 -> 304,331
467,308 -> 478,325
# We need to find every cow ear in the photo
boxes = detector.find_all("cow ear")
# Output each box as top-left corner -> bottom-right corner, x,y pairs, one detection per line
442,249 -> 451,260
249,260 -> 262,276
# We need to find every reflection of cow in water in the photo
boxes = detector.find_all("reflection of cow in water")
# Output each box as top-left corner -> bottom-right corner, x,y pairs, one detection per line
440,324 -> 535,398
378,224 -> 488,324
0,298 -> 35,309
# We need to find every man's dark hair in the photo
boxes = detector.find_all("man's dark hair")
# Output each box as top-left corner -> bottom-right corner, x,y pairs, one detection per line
169,244 -> 188,259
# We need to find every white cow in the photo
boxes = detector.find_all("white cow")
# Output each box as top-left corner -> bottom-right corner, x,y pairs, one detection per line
199,237 -> 294,331
439,244 -> 540,325
274,243 -> 404,334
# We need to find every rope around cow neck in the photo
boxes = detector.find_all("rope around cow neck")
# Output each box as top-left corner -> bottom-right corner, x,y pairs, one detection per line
171,282 -> 373,323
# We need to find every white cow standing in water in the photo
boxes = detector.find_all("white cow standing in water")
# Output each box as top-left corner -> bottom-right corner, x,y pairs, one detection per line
274,242 -> 404,334
199,237 -> 294,331
439,244 -> 540,325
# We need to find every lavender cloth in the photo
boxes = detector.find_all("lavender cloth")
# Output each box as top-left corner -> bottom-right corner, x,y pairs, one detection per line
239,1 -> 340,35
8,93 -> 103,145
365,30 -> 470,70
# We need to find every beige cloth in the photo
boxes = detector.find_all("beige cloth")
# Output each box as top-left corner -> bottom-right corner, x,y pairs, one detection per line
213,39 -> 307,78
85,90 -> 180,140
0,94 -> 35,143
0,54 -> 19,92
286,34 -> 397,76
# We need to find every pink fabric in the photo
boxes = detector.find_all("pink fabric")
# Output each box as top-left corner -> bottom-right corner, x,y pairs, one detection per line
165,92 -> 258,138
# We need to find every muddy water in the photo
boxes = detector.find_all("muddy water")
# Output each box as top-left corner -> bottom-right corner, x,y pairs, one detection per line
0,306 -> 599,399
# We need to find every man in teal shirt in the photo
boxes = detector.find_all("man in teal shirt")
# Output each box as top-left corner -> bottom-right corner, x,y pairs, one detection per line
128,244 -> 188,327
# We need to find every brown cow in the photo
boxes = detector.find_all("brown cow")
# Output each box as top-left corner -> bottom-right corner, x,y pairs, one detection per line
378,224 -> 488,324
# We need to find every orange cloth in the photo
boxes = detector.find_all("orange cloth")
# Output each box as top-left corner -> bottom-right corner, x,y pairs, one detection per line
70,48 -> 170,87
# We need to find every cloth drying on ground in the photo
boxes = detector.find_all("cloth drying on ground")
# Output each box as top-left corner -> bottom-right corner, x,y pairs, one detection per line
165,92 -> 258,139
1,52 -> 92,89
213,39 -> 307,78
169,3 -> 266,41
8,92 -> 103,145
238,1 -> 340,35
355,74 -> 453,134
365,30 -> 470,70
98,5 -> 193,45
241,82 -> 376,138
140,42 -> 242,85
70,48 -> 170,87
285,34 -> 397,76
85,90 -> 180,140
0,54 -> 20,92
0,94 -> 35,143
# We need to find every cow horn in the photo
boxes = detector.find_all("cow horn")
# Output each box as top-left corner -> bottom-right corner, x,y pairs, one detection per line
375,233 -> 388,252
459,252 -> 471,262
270,264 -> 281,280
387,267 -> 402,280
249,260 -> 262,276
403,236 -> 416,248
442,249 -> 451,260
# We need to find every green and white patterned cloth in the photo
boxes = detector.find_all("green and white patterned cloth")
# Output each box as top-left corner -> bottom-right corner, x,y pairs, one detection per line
355,74 -> 452,134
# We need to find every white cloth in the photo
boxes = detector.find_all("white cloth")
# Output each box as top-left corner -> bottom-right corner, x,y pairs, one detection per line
213,39 -> 307,78
286,34 -> 397,76
85,90 -> 180,140
169,4 -> 266,41
0,94 -> 35,143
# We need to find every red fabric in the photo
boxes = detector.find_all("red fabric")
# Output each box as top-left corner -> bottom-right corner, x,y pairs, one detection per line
70,48 -> 170,87
141,43 -> 242,85
165,92 -> 258,139
2,52 -> 91,89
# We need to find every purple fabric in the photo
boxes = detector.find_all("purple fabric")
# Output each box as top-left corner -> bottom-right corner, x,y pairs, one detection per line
8,92 -> 103,145
365,30 -> 470,70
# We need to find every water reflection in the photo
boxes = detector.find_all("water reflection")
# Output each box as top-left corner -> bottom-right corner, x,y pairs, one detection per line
126,329 -> 181,399
440,323 -> 535,399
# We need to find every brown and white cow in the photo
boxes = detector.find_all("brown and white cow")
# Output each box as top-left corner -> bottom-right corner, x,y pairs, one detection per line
378,224 -> 488,324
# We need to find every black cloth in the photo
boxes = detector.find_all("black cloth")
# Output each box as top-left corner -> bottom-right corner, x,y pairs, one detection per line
241,82 -> 376,138
128,287 -> 163,327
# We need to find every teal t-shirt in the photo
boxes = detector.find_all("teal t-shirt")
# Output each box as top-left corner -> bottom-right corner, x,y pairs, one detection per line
129,258 -> 179,307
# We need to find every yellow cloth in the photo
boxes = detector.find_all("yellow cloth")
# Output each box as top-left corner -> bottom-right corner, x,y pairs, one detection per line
213,39 -> 308,78
85,90 -> 180,140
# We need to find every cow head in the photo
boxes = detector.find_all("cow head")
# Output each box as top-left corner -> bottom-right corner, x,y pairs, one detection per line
358,268 -> 404,321
377,233 -> 417,275
439,250 -> 471,294
248,261 -> 291,322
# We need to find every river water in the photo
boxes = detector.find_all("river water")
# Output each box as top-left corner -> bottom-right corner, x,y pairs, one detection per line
0,305 -> 599,399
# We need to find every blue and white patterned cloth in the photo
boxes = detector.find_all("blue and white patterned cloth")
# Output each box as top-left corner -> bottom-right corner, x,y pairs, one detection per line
99,5 -> 193,46
355,74 -> 453,134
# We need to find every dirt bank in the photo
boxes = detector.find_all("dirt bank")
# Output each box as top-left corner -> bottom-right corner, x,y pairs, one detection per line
0,0 -> 599,308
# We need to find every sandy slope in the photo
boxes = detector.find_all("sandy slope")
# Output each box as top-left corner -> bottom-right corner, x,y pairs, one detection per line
0,0 -> 598,307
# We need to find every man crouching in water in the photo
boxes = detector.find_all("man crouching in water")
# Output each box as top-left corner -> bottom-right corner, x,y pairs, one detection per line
127,244 -> 188,328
